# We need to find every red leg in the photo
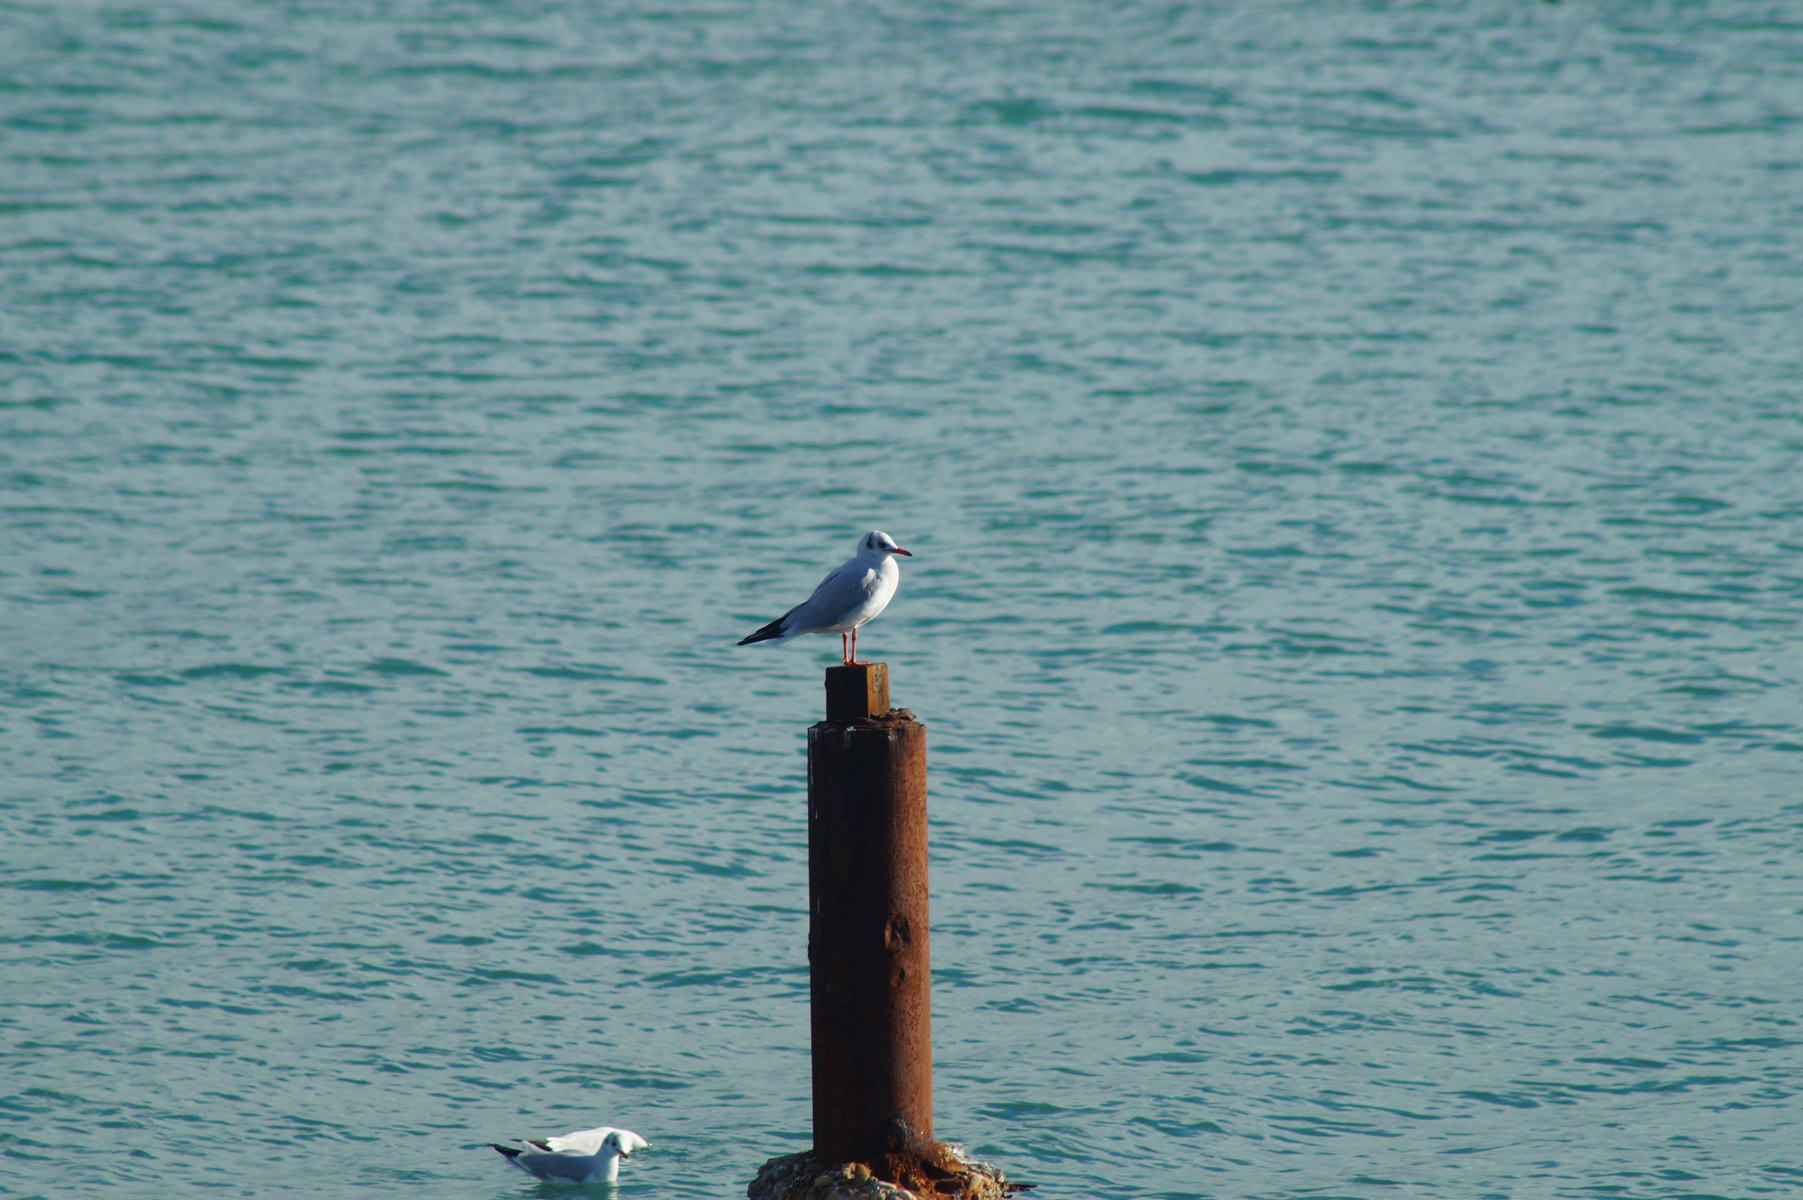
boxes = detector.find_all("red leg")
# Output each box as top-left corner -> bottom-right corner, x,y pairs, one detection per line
841,632 -> 850,663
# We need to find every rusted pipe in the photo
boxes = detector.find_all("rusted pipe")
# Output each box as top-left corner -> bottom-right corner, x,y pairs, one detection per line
807,662 -> 933,1163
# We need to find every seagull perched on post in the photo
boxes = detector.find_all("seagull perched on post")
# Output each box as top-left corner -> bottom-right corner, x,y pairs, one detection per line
492,1125 -> 649,1184
738,530 -> 912,665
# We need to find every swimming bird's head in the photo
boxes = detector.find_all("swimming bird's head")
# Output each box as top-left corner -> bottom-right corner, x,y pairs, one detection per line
604,1129 -> 650,1160
860,530 -> 912,558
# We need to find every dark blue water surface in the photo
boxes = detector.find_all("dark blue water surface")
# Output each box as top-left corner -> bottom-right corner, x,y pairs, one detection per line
4,2 -> 1802,1197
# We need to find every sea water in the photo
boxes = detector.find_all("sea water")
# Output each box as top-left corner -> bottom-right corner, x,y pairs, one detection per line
3,2 -> 1801,1197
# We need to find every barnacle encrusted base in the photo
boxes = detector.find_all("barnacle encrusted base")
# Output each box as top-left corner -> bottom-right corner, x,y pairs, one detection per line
748,1142 -> 1029,1200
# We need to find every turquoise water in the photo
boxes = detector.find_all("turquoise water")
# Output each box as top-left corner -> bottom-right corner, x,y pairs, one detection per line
4,2 -> 1802,1197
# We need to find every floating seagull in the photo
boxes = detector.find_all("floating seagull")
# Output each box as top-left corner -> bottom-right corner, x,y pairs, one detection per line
738,530 -> 912,665
492,1125 -> 649,1184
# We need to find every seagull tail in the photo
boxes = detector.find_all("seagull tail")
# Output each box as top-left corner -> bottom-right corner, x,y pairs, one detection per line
737,616 -> 793,646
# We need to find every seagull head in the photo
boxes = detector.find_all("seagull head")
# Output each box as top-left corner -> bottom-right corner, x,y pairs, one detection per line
602,1129 -> 648,1160
860,530 -> 912,559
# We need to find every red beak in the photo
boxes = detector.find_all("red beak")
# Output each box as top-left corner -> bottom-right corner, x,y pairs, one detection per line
893,547 -> 913,556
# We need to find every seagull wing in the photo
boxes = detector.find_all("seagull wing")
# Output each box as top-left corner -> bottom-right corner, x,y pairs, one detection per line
543,1126 -> 628,1155
741,558 -> 877,643
786,560 -> 880,634
507,1148 -> 600,1183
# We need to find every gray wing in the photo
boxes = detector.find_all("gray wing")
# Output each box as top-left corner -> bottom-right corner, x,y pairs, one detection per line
788,561 -> 878,633
544,1125 -> 639,1155
516,1150 -> 597,1183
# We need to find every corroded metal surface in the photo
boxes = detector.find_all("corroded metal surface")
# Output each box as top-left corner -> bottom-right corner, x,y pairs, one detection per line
824,662 -> 890,721
807,684 -> 932,1165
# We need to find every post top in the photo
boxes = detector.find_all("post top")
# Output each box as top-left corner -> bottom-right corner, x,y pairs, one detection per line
824,662 -> 890,721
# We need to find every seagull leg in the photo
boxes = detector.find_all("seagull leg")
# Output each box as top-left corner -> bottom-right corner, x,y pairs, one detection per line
849,627 -> 861,666
841,632 -> 851,664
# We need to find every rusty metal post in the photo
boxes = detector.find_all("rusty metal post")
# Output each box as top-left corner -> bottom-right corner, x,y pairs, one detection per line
807,662 -> 933,1164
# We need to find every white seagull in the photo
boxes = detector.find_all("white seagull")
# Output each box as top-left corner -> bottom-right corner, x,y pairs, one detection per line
738,530 -> 913,665
492,1125 -> 649,1184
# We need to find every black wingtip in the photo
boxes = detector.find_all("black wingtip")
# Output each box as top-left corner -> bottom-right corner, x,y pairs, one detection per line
493,1145 -> 522,1160
738,618 -> 786,645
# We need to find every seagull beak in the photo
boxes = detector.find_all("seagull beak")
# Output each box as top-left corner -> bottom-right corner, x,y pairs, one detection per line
893,547 -> 913,556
